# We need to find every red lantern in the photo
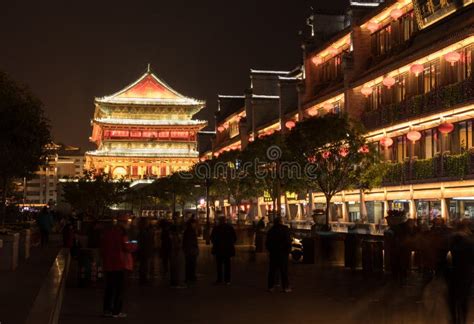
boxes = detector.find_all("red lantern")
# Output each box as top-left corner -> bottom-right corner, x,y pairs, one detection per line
249,137 -> 254,142
322,151 -> 331,159
217,125 -> 225,132
383,76 -> 396,89
361,86 -> 373,97
407,130 -> 421,142
307,156 -> 316,163
285,120 -> 296,129
390,8 -> 403,20
213,152 -> 219,157
339,147 -> 349,157
358,145 -> 370,154
410,64 -> 424,77
438,122 -> 454,134
312,56 -> 322,65
380,137 -> 394,148
445,51 -> 461,66
366,21 -> 379,33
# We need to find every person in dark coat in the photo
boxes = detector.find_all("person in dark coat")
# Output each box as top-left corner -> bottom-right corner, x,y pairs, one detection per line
265,217 -> 292,292
160,220 -> 172,278
37,207 -> 54,247
183,219 -> 199,283
447,220 -> 474,324
210,216 -> 237,284
138,218 -> 155,285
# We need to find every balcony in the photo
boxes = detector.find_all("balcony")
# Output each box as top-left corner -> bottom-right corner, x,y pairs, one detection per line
362,77 -> 474,130
382,151 -> 474,186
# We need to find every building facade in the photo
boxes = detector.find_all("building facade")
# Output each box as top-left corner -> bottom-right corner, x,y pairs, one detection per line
300,0 -> 474,224
86,68 -> 207,179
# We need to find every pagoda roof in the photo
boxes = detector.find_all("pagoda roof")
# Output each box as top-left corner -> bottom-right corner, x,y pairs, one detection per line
96,69 -> 205,106
94,117 -> 207,127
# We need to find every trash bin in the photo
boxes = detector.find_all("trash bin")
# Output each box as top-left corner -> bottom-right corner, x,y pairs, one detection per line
362,239 -> 384,273
0,233 -> 20,270
302,237 -> 315,264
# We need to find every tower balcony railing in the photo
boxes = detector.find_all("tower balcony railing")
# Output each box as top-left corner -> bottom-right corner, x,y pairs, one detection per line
362,77 -> 474,131
382,151 -> 474,186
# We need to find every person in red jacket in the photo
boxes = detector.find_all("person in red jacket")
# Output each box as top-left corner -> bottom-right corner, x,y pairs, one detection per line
100,216 -> 136,318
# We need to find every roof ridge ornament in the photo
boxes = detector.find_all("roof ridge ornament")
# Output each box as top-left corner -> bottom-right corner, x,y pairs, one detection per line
147,63 -> 151,73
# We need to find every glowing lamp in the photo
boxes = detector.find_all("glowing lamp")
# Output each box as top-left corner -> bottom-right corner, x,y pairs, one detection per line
407,130 -> 421,142
285,120 -> 296,129
358,145 -> 370,154
308,109 -> 318,116
366,21 -> 379,33
438,122 -> 454,134
410,64 -> 424,77
328,47 -> 338,56
213,152 -> 219,157
383,76 -> 396,89
322,151 -> 331,159
312,56 -> 323,65
223,123 -> 229,129
217,125 -> 225,132
390,8 -> 403,20
323,102 -> 334,111
445,51 -> 461,66
339,147 -> 349,157
380,137 -> 393,148
361,86 -> 373,97
249,137 -> 255,142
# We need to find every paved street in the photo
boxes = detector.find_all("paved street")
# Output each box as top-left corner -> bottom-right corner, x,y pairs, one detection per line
60,244 -> 472,324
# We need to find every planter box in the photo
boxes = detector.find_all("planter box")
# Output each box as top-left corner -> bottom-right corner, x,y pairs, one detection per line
0,233 -> 20,271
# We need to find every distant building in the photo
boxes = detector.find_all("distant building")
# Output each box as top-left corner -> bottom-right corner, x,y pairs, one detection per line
21,143 -> 85,207
85,66 -> 207,179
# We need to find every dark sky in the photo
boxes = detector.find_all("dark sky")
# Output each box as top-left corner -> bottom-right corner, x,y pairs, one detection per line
1,0 -> 347,150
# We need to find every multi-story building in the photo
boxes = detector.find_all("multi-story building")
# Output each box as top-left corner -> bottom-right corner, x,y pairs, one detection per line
85,66 -> 207,179
300,0 -> 474,224
22,144 -> 85,207
205,0 -> 474,225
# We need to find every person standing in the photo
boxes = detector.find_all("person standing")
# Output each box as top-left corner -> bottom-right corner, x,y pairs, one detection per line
169,224 -> 186,288
183,219 -> 199,284
100,218 -> 135,318
265,217 -> 292,293
160,220 -> 172,278
37,207 -> 54,247
210,216 -> 237,285
138,218 -> 155,285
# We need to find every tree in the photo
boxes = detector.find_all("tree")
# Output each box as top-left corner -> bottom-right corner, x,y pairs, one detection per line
0,71 -> 51,224
62,170 -> 129,219
286,114 -> 379,228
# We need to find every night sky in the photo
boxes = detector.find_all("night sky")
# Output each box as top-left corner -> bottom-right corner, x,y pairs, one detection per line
1,0 -> 347,150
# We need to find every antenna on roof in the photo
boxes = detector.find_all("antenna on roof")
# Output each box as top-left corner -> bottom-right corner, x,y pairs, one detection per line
147,63 -> 151,73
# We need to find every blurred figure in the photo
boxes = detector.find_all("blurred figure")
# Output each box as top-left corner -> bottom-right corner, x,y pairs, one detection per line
138,218 -> 155,285
62,220 -> 75,249
37,206 -> 53,247
447,219 -> 474,324
100,216 -> 135,318
160,220 -> 172,278
169,224 -> 186,288
183,218 -> 199,284
211,216 -> 237,285
265,217 -> 292,292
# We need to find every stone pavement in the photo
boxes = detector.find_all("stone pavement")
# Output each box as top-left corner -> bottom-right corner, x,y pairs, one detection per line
0,237 -> 60,324
60,244 -> 473,324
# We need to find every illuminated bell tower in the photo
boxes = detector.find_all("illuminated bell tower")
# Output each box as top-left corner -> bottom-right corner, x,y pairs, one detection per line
85,66 -> 207,179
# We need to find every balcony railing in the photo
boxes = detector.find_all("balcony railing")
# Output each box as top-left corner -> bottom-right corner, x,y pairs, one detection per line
362,77 -> 474,130
382,152 -> 474,186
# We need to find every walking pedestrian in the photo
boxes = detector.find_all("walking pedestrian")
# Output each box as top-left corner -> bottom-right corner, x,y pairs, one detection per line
183,218 -> 199,284
447,220 -> 474,324
169,224 -> 186,288
138,218 -> 155,285
100,217 -> 136,318
37,206 -> 54,247
265,217 -> 292,293
210,216 -> 237,285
